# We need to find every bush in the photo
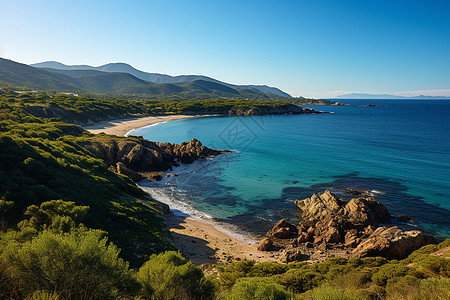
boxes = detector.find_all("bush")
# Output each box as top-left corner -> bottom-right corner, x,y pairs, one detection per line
416,277 -> 450,300
371,264 -> 409,286
276,269 -> 325,293
220,277 -> 293,300
385,275 -> 420,300
138,251 -> 215,300
1,227 -> 139,299
26,290 -> 60,300
301,283 -> 363,300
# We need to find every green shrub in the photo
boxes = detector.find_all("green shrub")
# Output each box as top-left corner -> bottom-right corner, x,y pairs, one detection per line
416,277 -> 450,300
220,277 -> 293,300
301,283 -> 363,300
371,264 -> 409,286
216,260 -> 255,289
1,227 -> 139,299
385,275 -> 420,300
411,254 -> 450,277
138,251 -> 215,300
247,262 -> 289,277
18,200 -> 89,233
26,290 -> 60,300
276,269 -> 325,293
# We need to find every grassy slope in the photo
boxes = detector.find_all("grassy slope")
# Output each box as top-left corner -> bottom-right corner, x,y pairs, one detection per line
0,101 -> 172,266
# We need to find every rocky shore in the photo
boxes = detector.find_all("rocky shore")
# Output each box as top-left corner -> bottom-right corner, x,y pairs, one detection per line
82,137 -> 231,182
258,190 -> 436,263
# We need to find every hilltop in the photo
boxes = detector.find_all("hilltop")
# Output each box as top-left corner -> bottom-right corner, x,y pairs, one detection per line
31,60 -> 291,97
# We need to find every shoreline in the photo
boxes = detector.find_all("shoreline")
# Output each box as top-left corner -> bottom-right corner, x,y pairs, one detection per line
84,114 -> 280,264
83,114 -> 216,136
166,213 -> 284,265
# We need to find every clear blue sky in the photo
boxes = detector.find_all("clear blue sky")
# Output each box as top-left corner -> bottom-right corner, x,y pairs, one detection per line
1,0 -> 449,98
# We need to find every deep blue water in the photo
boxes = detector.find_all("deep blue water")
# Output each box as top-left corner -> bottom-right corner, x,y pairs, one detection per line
134,100 -> 450,239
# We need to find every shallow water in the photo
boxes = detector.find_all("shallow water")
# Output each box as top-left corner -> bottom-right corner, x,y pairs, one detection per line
135,100 -> 450,238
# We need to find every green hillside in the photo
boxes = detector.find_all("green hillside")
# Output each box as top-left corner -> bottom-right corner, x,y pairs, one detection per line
0,58 -> 286,99
0,58 -> 80,91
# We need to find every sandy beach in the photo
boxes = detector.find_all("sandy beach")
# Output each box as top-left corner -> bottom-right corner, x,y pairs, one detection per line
166,213 -> 283,265
83,114 -> 210,136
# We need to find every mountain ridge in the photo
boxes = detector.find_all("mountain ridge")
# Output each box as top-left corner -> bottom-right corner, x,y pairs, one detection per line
0,58 -> 288,99
31,61 -> 291,97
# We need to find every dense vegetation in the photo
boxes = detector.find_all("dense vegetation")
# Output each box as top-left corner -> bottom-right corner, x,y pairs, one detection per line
0,99 -> 173,265
0,92 -> 448,299
0,92 -> 323,125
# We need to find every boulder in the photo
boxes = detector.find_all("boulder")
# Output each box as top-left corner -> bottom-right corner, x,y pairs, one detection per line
295,190 -> 346,222
344,197 -> 390,226
267,219 -> 298,239
257,237 -> 273,251
281,249 -> 307,263
352,226 -> 436,259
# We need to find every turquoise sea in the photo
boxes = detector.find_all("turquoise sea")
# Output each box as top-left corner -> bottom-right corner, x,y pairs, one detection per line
134,100 -> 450,240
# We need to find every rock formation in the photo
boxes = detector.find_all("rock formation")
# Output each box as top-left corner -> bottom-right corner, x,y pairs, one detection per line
352,226 -> 436,259
260,190 -> 435,263
82,137 -> 230,181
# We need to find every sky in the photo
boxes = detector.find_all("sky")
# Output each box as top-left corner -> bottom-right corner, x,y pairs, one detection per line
1,0 -> 449,98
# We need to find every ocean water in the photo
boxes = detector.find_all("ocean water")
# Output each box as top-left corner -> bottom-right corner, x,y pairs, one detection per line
133,100 -> 450,240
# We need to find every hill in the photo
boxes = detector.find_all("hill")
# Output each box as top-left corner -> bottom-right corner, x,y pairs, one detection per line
32,60 -> 292,97
0,58 -> 80,91
1,58 -> 288,99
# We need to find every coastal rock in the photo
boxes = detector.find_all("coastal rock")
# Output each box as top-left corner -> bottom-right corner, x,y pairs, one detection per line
156,138 -> 231,164
281,249 -> 307,263
344,229 -> 361,248
344,197 -> 390,226
352,226 -> 436,259
83,137 -> 230,181
116,162 -> 143,181
257,237 -> 273,251
396,215 -> 415,223
295,190 -> 345,222
263,190 -> 436,263
267,219 -> 298,239
233,104 -> 317,116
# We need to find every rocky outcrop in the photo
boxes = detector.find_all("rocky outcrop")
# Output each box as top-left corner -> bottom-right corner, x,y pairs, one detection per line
233,104 -> 318,116
295,190 -> 345,221
82,137 -> 230,181
352,226 -> 436,259
259,190 -> 435,263
156,138 -> 230,164
116,162 -> 143,181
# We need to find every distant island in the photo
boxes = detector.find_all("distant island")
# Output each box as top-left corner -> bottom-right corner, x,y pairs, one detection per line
333,93 -> 450,100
